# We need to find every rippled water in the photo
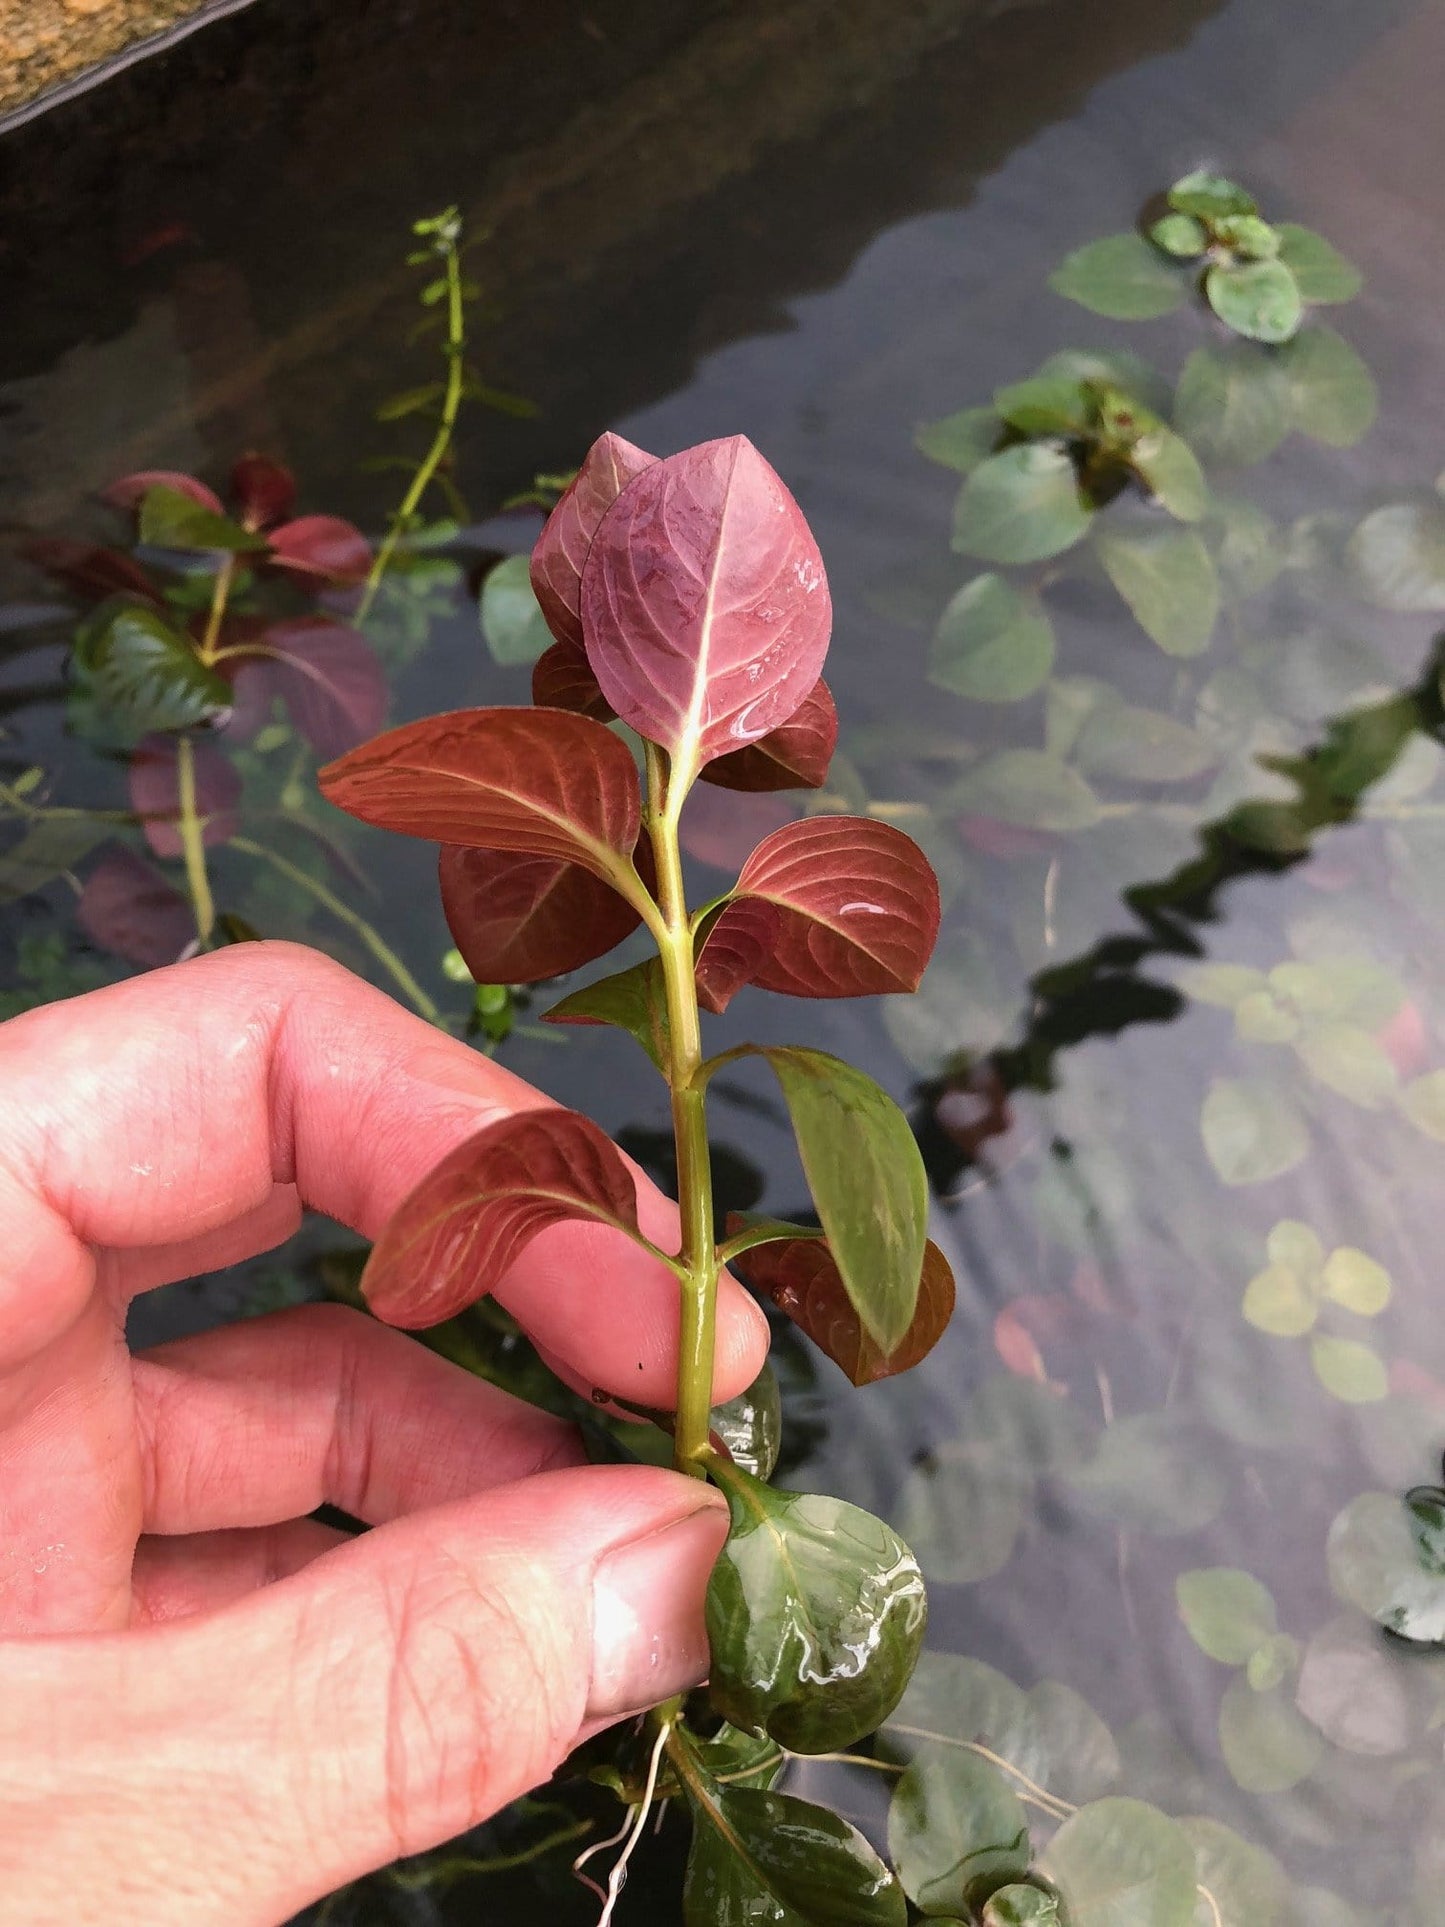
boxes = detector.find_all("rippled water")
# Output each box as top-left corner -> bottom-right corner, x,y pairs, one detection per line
6,0 -> 1445,1919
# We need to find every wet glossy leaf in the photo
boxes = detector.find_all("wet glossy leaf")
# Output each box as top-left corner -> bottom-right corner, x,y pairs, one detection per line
730,1228 -> 954,1386
1174,343 -> 1292,466
1277,326 -> 1377,448
103,469 -> 224,515
362,1108 -> 649,1326
1242,1263 -> 1317,1337
1348,499 -> 1445,610
1329,1491 -> 1445,1643
1182,1817 -> 1291,1927
230,617 -> 387,758
542,957 -> 670,1073
914,406 -> 1000,474
929,574 -> 1055,702
1311,1335 -> 1387,1404
1150,212 -> 1207,258
318,707 -> 643,879
529,638 -> 613,718
266,514 -> 372,585
948,751 -> 1102,831
1049,234 -> 1189,320
993,373 -> 1093,438
682,1780 -> 906,1927
705,1461 -> 927,1752
580,436 -> 831,779
1274,224 -> 1362,305
1295,1023 -> 1398,1109
1206,260 -> 1303,343
1095,525 -> 1219,657
952,447 -> 1093,566
0,816 -> 107,902
438,844 -> 643,983
480,553 -> 552,665
530,430 -> 655,650
1168,170 -> 1257,220
1042,1799 -> 1196,1927
703,679 -> 838,792
137,484 -> 264,555
1128,426 -> 1208,522
230,452 -> 296,530
1201,1077 -> 1308,1185
1217,1675 -> 1321,1793
1398,1069 -> 1445,1139
1064,1414 -> 1225,1536
711,1362 -> 783,1481
128,735 -> 240,857
1176,1568 -> 1278,1665
693,897 -> 783,1014
1320,1247 -> 1391,1316
71,596 -> 232,737
75,846 -> 193,966
985,1887 -> 1060,1927
1070,699 -> 1216,784
887,1750 -> 1030,1915
686,1720 -> 786,1793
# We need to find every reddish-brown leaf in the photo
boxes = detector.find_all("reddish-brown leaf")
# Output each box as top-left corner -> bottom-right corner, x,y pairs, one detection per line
530,431 -> 656,650
364,1108 -> 647,1326
266,515 -> 372,585
579,436 -> 831,776
231,452 -> 297,531
701,679 -> 837,793
705,816 -> 939,999
530,639 -> 614,720
22,538 -> 159,604
127,735 -> 241,857
228,617 -> 387,758
694,897 -> 781,1015
318,706 -> 643,878
76,846 -> 193,967
103,470 -> 224,515
439,844 -> 643,983
730,1223 -> 955,1386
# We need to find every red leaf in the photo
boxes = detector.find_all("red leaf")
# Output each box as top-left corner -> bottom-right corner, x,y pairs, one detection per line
266,515 -> 372,585
22,537 -> 159,604
364,1108 -> 646,1326
127,735 -> 241,857
679,785 -> 795,872
706,816 -> 939,999
694,898 -> 781,1015
76,847 -> 193,966
318,706 -> 643,878
439,845 -> 643,983
730,1223 -> 955,1386
530,639 -> 615,720
579,436 -> 831,776
530,431 -> 656,650
103,470 -> 224,515
229,617 -> 387,758
701,678 -> 837,793
231,453 -> 297,531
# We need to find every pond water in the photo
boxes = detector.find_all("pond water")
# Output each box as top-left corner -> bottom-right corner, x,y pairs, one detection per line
6,0 -> 1445,1920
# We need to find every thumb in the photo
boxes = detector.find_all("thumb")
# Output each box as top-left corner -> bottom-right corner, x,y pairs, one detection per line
0,1466 -> 728,1927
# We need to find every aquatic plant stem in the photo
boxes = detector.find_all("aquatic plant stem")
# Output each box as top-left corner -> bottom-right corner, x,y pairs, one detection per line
196,554 -> 236,667
175,735 -> 215,945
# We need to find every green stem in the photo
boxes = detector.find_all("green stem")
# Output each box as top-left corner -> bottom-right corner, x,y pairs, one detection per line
357,236 -> 466,627
197,554 -> 235,667
229,835 -> 440,1022
175,735 -> 215,946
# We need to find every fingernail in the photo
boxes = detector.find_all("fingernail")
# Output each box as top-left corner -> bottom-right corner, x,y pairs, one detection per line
587,1503 -> 729,1720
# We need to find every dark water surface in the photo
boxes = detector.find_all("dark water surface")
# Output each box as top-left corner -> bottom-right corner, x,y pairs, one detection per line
7,0 -> 1445,1919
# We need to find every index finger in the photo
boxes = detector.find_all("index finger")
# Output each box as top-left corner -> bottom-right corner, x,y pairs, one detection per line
0,942 -> 768,1405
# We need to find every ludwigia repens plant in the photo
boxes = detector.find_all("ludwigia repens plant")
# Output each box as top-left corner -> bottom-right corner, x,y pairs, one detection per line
318,431 -> 955,1920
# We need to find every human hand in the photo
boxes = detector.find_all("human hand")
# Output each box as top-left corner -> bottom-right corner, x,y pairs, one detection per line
0,942 -> 769,1924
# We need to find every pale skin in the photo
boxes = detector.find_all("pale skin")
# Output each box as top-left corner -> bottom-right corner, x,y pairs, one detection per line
0,942 -> 769,1925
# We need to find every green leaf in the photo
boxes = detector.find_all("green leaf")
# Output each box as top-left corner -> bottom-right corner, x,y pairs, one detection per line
992,374 -> 1094,438
929,575 -> 1055,702
949,751 -> 1102,831
1182,1817 -> 1292,1927
1348,499 -> 1445,610
1398,1068 -> 1445,1140
1320,1247 -> 1391,1316
1274,224 -> 1362,305
1064,1414 -> 1225,1536
1310,1335 -> 1387,1404
1213,214 -> 1280,260
1049,234 -> 1190,320
0,817 -> 108,902
711,1362 -> 784,1481
1070,699 -> 1217,784
1174,344 -> 1292,467
1266,1217 -> 1325,1275
542,958 -> 669,1073
1205,260 -> 1303,344
1168,171 -> 1258,220
479,553 -> 552,665
682,1778 -> 907,1926
1242,1263 -> 1318,1337
1096,525 -> 1219,657
1176,1568 -> 1278,1665
915,407 -> 1000,474
1244,1632 -> 1299,1694
888,1752 -> 1030,1915
952,447 -> 1093,566
1042,1799 -> 1197,1927
1128,426 -> 1208,522
1294,1022 -> 1398,1109
1217,1675 -> 1322,1792
1406,1486 -> 1445,1576
704,1461 -> 927,1753
1150,212 -> 1207,258
1038,348 -> 1173,416
1178,963 -> 1267,1009
70,596 -> 233,738
1277,327 -> 1377,448
137,484 -> 266,553
985,1888 -> 1061,1927
1201,1077 -> 1308,1185
1234,991 -> 1300,1045
1329,1490 -> 1445,1643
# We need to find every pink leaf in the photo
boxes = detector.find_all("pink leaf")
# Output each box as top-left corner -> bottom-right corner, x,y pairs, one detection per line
694,898 -> 781,1015
266,515 -> 372,585
579,436 -> 831,777
530,431 -> 656,650
76,847 -> 193,967
127,735 -> 241,857
364,1108 -> 646,1326
701,678 -> 837,793
231,453 -> 297,531
103,470 -> 224,515
229,617 -> 387,758
439,844 -> 644,983
530,639 -> 615,720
